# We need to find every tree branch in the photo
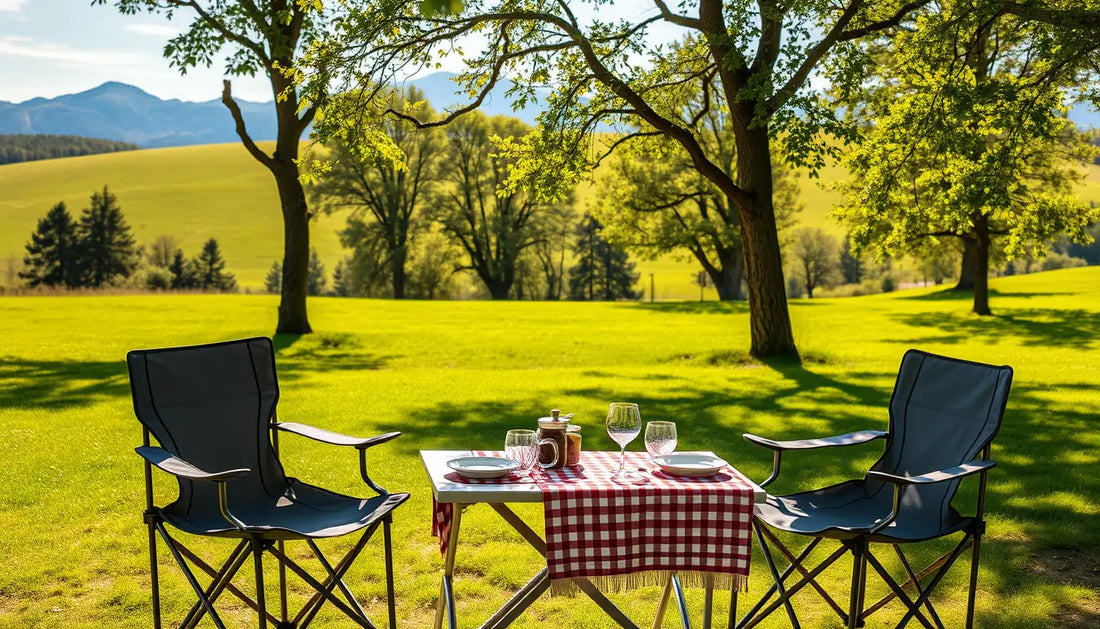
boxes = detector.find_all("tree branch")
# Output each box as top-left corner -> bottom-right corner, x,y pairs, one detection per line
222,80 -> 274,169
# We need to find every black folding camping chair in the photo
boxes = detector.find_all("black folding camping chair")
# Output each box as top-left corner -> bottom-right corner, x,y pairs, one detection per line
734,349 -> 1013,629
126,337 -> 409,629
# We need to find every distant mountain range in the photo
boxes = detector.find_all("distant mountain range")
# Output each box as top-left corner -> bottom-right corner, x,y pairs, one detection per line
0,74 -> 1095,149
0,73 -> 541,149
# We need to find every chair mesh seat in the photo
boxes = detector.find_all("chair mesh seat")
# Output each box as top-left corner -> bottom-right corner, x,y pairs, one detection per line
160,481 -> 409,540
755,480 -> 971,542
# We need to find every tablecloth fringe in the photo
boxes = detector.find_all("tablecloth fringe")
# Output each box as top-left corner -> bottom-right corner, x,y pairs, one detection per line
551,570 -> 747,595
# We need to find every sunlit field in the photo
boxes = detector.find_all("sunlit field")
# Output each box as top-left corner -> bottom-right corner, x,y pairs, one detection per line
1,266 -> 1097,627
5,143 -> 1094,297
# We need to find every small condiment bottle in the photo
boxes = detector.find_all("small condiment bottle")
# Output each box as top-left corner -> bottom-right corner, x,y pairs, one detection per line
566,424 -> 582,466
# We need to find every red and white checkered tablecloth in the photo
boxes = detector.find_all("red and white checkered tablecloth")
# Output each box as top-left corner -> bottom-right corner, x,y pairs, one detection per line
432,450 -> 754,591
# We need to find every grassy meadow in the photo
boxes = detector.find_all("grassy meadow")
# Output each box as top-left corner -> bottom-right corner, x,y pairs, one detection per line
6,141 -> 1095,297
1,266 -> 1098,627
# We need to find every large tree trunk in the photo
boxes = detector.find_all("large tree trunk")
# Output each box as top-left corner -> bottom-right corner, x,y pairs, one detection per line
956,238 -> 977,290
733,128 -> 798,359
274,160 -> 312,334
391,245 -> 406,299
706,247 -> 744,301
487,280 -> 511,300
972,220 -> 992,315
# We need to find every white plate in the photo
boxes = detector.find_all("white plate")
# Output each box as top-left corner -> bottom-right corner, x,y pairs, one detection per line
653,453 -> 729,477
446,456 -> 520,479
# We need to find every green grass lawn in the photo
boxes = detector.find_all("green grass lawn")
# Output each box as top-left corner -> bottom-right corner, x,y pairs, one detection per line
1,267 -> 1097,627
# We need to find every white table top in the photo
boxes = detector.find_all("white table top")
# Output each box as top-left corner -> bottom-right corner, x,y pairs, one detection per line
420,449 -> 768,504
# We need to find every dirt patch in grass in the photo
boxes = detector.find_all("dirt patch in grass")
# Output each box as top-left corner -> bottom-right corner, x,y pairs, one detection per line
1028,548 -> 1100,628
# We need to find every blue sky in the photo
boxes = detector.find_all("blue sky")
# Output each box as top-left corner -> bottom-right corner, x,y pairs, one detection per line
0,0 -> 676,104
0,0 -> 273,102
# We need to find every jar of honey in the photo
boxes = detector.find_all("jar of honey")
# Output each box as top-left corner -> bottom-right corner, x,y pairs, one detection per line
566,425 -> 582,466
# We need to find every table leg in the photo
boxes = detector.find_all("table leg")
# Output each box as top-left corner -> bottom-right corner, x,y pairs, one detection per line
703,574 -> 714,629
488,503 -> 639,628
480,568 -> 551,629
654,574 -> 675,628
435,503 -> 464,629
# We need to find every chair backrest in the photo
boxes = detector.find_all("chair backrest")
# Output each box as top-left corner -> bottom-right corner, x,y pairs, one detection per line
127,337 -> 287,517
870,350 -> 1013,531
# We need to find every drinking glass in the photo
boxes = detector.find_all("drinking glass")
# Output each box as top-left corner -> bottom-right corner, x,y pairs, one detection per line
505,429 -> 539,476
606,402 -> 642,482
645,421 -> 678,458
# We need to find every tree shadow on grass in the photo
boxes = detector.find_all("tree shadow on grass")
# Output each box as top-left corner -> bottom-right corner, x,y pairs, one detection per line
899,288 -> 1075,301
893,308 -> 1100,349
0,333 -> 394,411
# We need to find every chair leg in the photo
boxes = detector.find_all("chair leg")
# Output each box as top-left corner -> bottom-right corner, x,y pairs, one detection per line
752,521 -> 800,629
253,539 -> 267,629
385,515 -> 397,629
847,542 -> 864,629
966,531 -> 983,629
278,540 -> 289,627
855,545 -> 867,628
147,521 -> 162,629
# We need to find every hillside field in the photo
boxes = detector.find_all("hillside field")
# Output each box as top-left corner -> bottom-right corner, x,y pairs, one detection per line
9,141 -> 1094,298
0,266 -> 1097,627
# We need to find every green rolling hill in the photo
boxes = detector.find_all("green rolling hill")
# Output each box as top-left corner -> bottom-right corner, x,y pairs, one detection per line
1,141 -> 1097,297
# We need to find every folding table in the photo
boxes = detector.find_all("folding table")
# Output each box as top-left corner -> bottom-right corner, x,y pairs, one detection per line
421,449 -> 766,629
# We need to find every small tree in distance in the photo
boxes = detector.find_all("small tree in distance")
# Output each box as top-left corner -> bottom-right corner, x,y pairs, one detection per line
265,260 -> 282,294
568,215 -> 641,301
168,250 -> 198,290
20,202 -> 81,288
307,248 -> 327,296
76,185 -> 138,287
193,238 -> 237,292
788,227 -> 839,299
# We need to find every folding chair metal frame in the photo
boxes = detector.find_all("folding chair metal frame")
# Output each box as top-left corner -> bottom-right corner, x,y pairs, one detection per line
129,338 -> 407,629
731,350 -> 1012,629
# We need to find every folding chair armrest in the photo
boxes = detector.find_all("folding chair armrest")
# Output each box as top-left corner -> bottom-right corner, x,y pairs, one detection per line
743,430 -> 887,451
273,423 -> 400,496
135,446 -> 251,481
134,446 -> 249,529
865,460 -> 996,534
867,460 -> 996,485
742,430 -> 887,489
274,422 -> 401,450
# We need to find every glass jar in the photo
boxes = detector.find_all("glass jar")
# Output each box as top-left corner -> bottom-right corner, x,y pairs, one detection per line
566,425 -> 582,466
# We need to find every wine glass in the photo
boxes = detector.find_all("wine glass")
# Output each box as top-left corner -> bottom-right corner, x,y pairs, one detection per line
645,421 -> 677,458
606,403 -> 642,482
505,429 -> 539,476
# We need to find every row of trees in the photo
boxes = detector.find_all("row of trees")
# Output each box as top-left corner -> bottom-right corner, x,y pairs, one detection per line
98,0 -> 1100,359
309,97 -> 641,301
0,134 -> 139,165
19,187 -> 237,292
21,187 -> 139,288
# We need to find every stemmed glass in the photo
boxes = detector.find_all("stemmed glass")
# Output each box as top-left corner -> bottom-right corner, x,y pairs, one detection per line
606,403 -> 642,483
645,421 -> 678,458
505,429 -> 539,477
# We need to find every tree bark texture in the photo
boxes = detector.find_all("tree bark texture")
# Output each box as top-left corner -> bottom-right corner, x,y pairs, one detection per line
956,239 -> 977,291
972,218 -> 992,315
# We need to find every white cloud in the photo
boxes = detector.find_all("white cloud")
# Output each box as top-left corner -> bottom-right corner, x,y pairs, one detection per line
123,23 -> 181,38
0,0 -> 26,13
0,35 -> 147,67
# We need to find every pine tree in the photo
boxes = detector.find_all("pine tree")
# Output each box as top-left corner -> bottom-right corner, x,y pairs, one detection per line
168,249 -> 198,289
839,235 -> 864,285
307,248 -> 326,296
567,215 -> 641,301
193,238 -> 237,292
75,186 -> 138,287
264,260 -> 282,294
331,259 -> 349,297
20,202 -> 82,288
